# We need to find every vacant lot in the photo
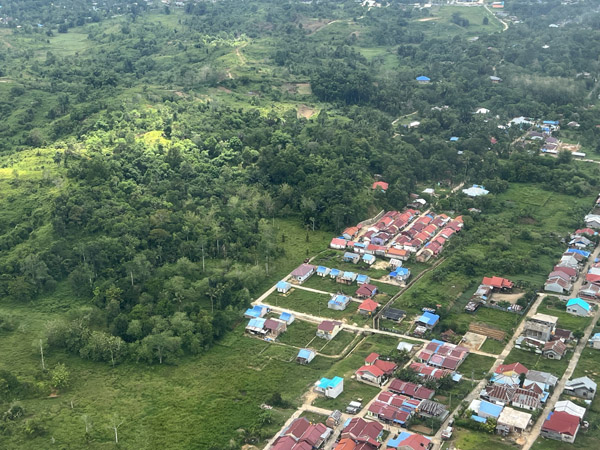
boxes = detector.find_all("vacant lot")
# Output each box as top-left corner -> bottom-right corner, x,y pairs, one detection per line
458,354 -> 496,380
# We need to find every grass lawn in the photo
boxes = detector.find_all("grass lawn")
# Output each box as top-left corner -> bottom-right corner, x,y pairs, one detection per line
503,348 -> 570,378
317,331 -> 359,356
434,381 -> 473,408
310,250 -> 389,279
263,289 -> 371,325
312,378 -> 380,412
479,338 -> 506,355
451,427 -> 521,450
299,410 -> 328,423
302,275 -> 352,294
538,299 -> 592,332
277,319 -> 319,348
458,354 -> 496,380
448,307 -> 523,336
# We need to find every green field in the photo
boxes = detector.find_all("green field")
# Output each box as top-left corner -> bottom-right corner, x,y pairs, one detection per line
503,348 -> 570,378
458,354 -> 496,380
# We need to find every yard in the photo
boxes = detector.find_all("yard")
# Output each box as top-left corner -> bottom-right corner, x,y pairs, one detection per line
450,427 -> 522,450
457,354 -> 496,380
538,298 -> 593,332
503,348 -> 570,378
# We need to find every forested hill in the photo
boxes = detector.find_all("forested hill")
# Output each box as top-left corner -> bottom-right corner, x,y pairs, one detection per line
0,0 -> 599,445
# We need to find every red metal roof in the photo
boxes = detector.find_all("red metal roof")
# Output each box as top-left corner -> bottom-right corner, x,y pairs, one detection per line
365,352 -> 379,364
482,276 -> 514,289
542,411 -> 580,436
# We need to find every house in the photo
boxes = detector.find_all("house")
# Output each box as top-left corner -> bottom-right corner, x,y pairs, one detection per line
372,181 -> 389,192
569,236 -> 593,248
356,283 -> 378,299
245,318 -> 267,336
547,271 -> 572,284
315,376 -> 344,398
512,387 -> 543,411
344,252 -> 361,264
554,265 -> 577,279
416,75 -> 430,83
386,247 -> 410,261
244,304 -> 269,319
585,214 -> 600,229
564,376 -> 597,399
495,362 -> 529,377
418,399 -> 449,421
388,379 -> 434,400
389,258 -> 404,269
417,340 -> 469,370
326,410 -> 342,428
566,298 -> 591,316
264,319 -> 287,339
482,384 -> 516,404
468,399 -> 503,421
329,294 -> 351,311
297,348 -> 316,365
390,267 -> 410,282
340,417 -> 383,448
279,311 -> 295,325
316,266 -> 330,277
316,321 -> 342,340
334,438 -> 357,450
356,354 -> 397,385
540,411 -> 580,443
338,271 -> 358,285
416,311 -> 440,329
545,276 -> 572,294
382,307 -> 405,322
554,400 -> 586,420
277,281 -> 292,294
272,417 -> 332,450
588,332 -> 600,349
543,340 -> 567,360
367,392 -> 419,426
462,185 -> 489,197
525,370 -> 558,391
396,341 -> 414,352
329,268 -> 341,279
357,274 -> 371,285
362,254 -> 376,266
291,264 -> 316,284
524,314 -> 558,342
330,238 -> 348,250
358,299 -> 380,316
553,328 -> 573,342
386,432 -> 431,450
343,227 -> 360,240
497,407 -> 532,435
481,276 -> 514,291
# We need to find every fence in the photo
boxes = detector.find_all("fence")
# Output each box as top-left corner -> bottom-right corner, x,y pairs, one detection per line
356,210 -> 385,229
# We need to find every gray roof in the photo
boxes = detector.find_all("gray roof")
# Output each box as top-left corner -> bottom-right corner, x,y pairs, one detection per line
566,376 -> 597,391
526,370 -> 558,387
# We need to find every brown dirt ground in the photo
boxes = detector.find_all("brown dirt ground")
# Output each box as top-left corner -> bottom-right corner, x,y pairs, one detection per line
300,19 -> 335,33
460,331 -> 487,351
491,292 -> 525,305
298,104 -> 317,119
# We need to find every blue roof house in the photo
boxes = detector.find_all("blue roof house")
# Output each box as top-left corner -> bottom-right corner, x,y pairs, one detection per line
479,400 -> 503,419
450,136 -> 459,142
297,348 -> 316,365
356,274 -> 371,285
387,432 -> 413,449
329,268 -> 341,279
589,332 -> 600,349
416,75 -> 431,83
316,266 -> 330,277
328,294 -> 351,311
315,376 -> 344,398
417,311 -> 440,329
276,280 -> 291,294
245,317 -> 267,335
392,267 -> 411,282
244,305 -> 269,318
279,311 -> 295,324
362,254 -> 375,265
343,252 -> 361,264
339,271 -> 357,284
566,298 -> 591,317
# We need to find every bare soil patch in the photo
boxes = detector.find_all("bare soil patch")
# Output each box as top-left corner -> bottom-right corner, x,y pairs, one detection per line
300,18 -> 335,33
492,292 -> 525,305
559,142 -> 582,153
460,332 -> 487,351
469,323 -> 506,341
298,104 -> 317,119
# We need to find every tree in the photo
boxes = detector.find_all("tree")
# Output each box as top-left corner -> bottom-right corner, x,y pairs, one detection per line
51,363 -> 70,389
140,332 -> 182,364
108,414 -> 124,444
483,17 -> 489,25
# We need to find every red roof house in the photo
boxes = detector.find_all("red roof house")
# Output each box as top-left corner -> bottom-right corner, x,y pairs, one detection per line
356,283 -> 378,299
541,411 -> 580,442
482,276 -> 514,290
372,181 -> 389,191
495,362 -> 528,376
358,299 -> 380,315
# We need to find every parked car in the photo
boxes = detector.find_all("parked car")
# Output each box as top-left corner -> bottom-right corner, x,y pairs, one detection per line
441,426 -> 453,440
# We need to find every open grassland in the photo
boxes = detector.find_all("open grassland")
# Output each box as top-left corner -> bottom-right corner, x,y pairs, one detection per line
451,426 -> 521,450
503,347 -> 570,378
457,353 -> 496,380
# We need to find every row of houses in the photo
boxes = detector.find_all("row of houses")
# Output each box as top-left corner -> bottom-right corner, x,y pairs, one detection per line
315,265 -> 374,286
415,340 -> 470,372
540,376 -> 597,443
271,417 -> 333,450
545,245 -> 590,294
244,307 -> 295,341
466,276 -> 515,312
367,387 -> 449,427
518,313 -> 572,360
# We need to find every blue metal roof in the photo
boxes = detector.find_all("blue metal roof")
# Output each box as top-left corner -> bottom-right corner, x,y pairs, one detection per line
317,266 -> 328,272
450,136 -> 459,141
566,248 -> 590,257
344,252 -> 359,258
354,243 -> 366,248
356,274 -> 369,282
297,348 -> 314,359
471,415 -> 487,423
363,254 -> 375,261
280,312 -> 293,321
245,305 -> 266,317
318,376 -> 343,389
343,271 -> 356,278
419,311 -> 440,325
247,317 -> 266,328
330,268 -> 340,276
479,400 -> 503,418
397,267 -> 410,275
416,76 -> 430,81
567,297 -> 591,311
276,281 -> 290,290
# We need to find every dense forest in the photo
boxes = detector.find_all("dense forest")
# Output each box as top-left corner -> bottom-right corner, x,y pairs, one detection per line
0,0 -> 600,446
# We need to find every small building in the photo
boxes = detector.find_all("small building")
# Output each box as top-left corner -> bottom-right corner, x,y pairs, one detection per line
397,341 -> 414,353
543,340 -> 567,360
338,271 -> 357,285
343,252 -> 361,264
264,319 -> 286,340
545,276 -> 572,294
462,185 -> 489,197
390,267 -> 410,282
362,254 -> 376,265
356,274 -> 371,285
330,238 -> 347,250
383,307 -> 405,322
541,411 -> 580,443
328,294 -> 351,311
588,332 -> 600,349
554,400 -> 586,420
481,276 -> 514,291
329,268 -> 341,279
372,181 -> 389,192
564,376 -> 597,400
316,266 -> 330,277
245,318 -> 266,336
416,311 -> 440,329
496,407 -> 532,435
416,75 -> 430,83
316,320 -> 343,340
358,298 -> 380,316
355,283 -> 378,299
326,410 -> 342,428
468,399 -> 503,420
525,370 -> 558,391
315,376 -> 344,398
291,264 -> 316,284
296,348 -> 316,365
244,304 -> 269,319
279,311 -> 295,325
566,298 -> 591,317
389,258 -> 403,269
276,280 -> 292,294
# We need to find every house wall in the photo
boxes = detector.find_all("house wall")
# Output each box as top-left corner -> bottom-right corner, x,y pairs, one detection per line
541,429 -> 575,443
545,283 -> 565,294
567,305 -> 587,316
326,381 -> 344,398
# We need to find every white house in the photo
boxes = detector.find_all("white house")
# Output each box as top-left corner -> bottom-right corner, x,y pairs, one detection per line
566,298 -> 591,317
315,376 -> 344,398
